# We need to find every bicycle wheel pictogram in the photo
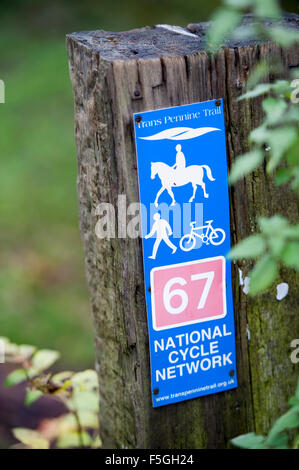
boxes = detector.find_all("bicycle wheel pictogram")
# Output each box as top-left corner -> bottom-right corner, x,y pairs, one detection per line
209,228 -> 226,245
179,234 -> 196,252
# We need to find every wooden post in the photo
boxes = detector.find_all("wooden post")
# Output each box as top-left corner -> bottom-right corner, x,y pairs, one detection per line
66,15 -> 299,448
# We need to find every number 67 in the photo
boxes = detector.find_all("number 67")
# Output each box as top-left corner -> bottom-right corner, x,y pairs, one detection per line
163,271 -> 215,315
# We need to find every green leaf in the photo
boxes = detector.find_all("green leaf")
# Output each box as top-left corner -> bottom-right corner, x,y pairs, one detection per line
231,23 -> 259,42
91,435 -> 102,448
290,68 -> 299,80
59,410 -> 99,430
18,345 -> 36,359
239,83 -> 272,101
266,405 -> 299,446
52,371 -> 74,385
253,0 -> 281,19
268,26 -> 299,48
258,215 -> 288,236
71,370 -> 98,390
289,397 -> 299,407
275,167 -> 293,186
265,432 -> 289,449
207,8 -> 241,50
279,106 -> 299,124
271,79 -> 291,96
282,224 -> 299,239
246,61 -> 272,90
281,242 -> 299,271
249,125 -> 270,144
78,410 -> 99,429
286,138 -> 299,166
3,341 -> 20,357
12,428 -> 49,449
0,336 -> 9,344
25,388 -> 43,407
69,391 -> 99,413
228,234 -> 266,259
249,126 -> 297,172
31,349 -> 60,372
240,80 -> 290,101
4,368 -> 27,387
231,432 -> 266,449
291,168 -> 299,195
293,434 -> 299,449
249,254 -> 278,295
262,97 -> 287,125
266,127 -> 298,173
224,0 -> 253,7
56,430 -> 92,449
268,236 -> 285,257
229,150 -> 264,183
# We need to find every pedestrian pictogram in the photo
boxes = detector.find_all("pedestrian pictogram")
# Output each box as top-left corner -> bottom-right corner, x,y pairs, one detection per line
145,213 -> 177,259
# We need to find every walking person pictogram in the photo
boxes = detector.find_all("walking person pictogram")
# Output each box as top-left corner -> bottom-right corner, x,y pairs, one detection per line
145,213 -> 177,260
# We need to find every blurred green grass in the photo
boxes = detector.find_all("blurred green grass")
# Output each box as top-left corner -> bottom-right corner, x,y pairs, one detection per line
0,31 -> 94,368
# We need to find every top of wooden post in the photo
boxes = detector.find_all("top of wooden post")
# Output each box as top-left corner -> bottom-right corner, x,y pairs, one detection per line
67,13 -> 299,61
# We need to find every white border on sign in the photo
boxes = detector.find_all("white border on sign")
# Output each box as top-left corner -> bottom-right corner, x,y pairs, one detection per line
150,255 -> 227,331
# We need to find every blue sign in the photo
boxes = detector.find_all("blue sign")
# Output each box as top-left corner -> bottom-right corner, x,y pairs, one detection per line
133,100 -> 237,408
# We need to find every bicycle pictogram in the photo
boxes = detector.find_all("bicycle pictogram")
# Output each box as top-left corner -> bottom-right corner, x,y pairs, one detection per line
179,220 -> 226,252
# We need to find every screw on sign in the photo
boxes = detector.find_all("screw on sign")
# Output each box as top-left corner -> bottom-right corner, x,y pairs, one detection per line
134,99 -> 238,407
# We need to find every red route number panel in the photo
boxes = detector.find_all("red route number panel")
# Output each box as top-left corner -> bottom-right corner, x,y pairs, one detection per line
150,256 -> 227,331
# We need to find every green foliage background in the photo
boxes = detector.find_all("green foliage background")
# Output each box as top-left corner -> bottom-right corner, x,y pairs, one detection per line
0,0 -> 298,366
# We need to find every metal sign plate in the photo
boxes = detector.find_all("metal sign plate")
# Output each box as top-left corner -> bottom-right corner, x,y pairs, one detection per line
134,99 -> 237,408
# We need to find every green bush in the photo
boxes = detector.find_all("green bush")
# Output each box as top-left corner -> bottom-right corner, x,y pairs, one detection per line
2,337 -> 101,449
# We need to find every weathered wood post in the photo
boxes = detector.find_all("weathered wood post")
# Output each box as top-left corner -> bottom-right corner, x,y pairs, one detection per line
67,15 -> 299,448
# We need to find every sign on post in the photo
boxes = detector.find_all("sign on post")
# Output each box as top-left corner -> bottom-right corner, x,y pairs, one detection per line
134,100 -> 237,407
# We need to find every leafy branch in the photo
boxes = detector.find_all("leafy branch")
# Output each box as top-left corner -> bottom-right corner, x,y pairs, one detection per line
207,0 -> 299,52
1,337 -> 101,449
228,216 -> 299,295
207,0 -> 299,295
229,80 -> 299,187
231,378 -> 299,448
206,0 -> 299,451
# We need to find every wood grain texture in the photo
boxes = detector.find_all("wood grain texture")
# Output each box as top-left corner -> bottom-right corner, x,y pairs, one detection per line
66,15 -> 299,448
